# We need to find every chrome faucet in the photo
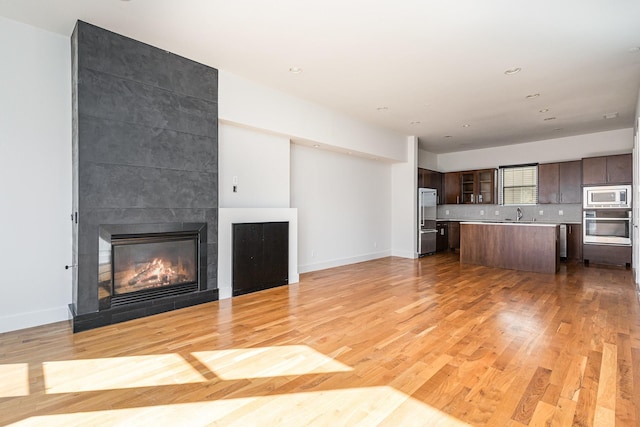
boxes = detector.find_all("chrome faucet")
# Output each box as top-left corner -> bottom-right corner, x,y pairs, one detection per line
516,207 -> 523,222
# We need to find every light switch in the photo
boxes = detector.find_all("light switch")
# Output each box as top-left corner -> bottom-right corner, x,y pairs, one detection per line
232,176 -> 238,185
559,210 -> 564,216
539,210 -> 544,215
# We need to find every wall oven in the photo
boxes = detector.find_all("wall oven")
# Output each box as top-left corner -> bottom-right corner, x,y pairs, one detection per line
583,185 -> 631,209
583,210 -> 631,246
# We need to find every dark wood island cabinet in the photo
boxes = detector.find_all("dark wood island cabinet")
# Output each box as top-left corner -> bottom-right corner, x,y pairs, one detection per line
460,222 -> 559,274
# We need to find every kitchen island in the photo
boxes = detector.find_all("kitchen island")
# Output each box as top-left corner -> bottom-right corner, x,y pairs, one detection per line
460,222 -> 560,274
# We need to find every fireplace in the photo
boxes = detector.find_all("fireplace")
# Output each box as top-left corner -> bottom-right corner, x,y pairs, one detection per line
97,223 -> 208,312
71,22 -> 219,332
112,233 -> 198,303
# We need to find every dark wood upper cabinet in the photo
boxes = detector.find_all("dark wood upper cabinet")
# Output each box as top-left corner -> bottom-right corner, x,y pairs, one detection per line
538,163 -> 559,204
558,161 -> 582,203
460,169 -> 495,204
539,161 -> 581,204
444,172 -> 461,204
417,168 -> 427,188
418,168 -> 443,204
582,154 -> 631,185
605,154 -> 632,184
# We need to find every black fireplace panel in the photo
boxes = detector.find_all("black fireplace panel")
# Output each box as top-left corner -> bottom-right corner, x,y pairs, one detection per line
233,222 -> 288,297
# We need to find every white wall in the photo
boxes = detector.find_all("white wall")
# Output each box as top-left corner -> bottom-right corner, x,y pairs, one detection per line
436,128 -> 633,172
417,148 -> 438,170
0,17 -> 72,333
392,137 -> 419,258
218,70 -> 408,162
219,123 -> 290,208
291,144 -> 392,273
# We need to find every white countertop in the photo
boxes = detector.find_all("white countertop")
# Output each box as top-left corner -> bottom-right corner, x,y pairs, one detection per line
439,219 -> 580,225
460,221 -> 559,227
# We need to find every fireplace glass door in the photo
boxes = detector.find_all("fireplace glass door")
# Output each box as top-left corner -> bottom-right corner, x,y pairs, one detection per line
113,234 -> 198,295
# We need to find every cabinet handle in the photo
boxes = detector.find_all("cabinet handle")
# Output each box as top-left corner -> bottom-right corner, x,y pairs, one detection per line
560,193 -> 562,203
471,194 -> 474,203
569,225 -> 572,234
457,196 -> 459,204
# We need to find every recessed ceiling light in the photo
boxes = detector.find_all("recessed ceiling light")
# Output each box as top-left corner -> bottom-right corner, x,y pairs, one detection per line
539,108 -> 549,113
462,124 -> 471,128
603,112 -> 619,119
312,144 -> 320,148
410,121 -> 421,125
289,67 -> 303,74
543,117 -> 557,121
444,135 -> 453,138
504,67 -> 521,75
376,106 -> 389,111
553,128 -> 563,131
526,93 -> 540,99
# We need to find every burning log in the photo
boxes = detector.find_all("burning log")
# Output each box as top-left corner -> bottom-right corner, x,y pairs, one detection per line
128,261 -> 156,286
127,258 -> 179,287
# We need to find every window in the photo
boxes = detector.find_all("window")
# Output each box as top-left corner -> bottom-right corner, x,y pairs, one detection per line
499,164 -> 538,205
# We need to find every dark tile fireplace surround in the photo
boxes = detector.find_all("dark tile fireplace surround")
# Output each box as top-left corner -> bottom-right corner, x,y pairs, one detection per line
70,21 -> 219,332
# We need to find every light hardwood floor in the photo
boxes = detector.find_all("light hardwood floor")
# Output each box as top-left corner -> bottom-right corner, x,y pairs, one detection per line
1,253 -> 639,426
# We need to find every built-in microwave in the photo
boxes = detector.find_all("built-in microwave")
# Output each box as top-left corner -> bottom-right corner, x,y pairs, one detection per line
583,185 -> 632,209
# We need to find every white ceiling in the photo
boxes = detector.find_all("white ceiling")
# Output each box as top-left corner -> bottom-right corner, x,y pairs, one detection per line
2,0 -> 640,154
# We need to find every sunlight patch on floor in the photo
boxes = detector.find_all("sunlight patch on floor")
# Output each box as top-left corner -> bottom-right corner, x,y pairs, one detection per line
191,345 -> 353,380
42,354 -> 207,393
0,363 -> 29,397
8,386 -> 470,426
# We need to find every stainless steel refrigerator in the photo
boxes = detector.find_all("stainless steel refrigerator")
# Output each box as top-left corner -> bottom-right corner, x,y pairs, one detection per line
418,188 -> 438,256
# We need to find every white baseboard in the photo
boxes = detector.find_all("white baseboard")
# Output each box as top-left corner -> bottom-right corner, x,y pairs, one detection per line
298,250 -> 392,274
391,249 -> 418,259
0,306 -> 71,334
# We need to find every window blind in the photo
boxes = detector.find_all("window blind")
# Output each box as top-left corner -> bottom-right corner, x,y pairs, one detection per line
499,165 -> 538,205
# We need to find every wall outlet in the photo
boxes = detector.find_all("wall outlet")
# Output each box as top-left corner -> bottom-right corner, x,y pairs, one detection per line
233,185 -> 237,193
539,210 -> 544,215
445,210 -> 450,215
480,210 -> 485,215
559,210 -> 564,216
495,210 -> 500,216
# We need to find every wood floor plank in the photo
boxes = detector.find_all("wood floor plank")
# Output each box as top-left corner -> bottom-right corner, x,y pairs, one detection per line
511,366 -> 553,424
0,253 -> 638,426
